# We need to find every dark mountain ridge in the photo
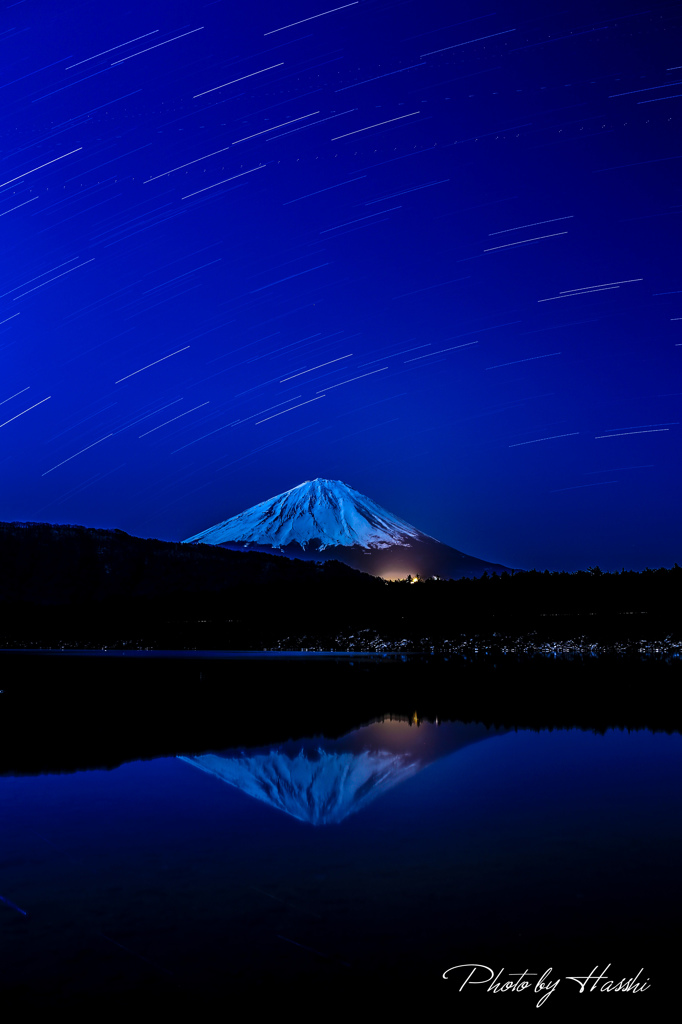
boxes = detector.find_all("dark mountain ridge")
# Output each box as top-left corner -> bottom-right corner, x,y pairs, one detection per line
0,520 -> 679,649
0,519 -> 375,606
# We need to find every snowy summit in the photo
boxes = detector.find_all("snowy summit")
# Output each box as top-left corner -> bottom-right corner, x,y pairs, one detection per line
184,478 -> 427,551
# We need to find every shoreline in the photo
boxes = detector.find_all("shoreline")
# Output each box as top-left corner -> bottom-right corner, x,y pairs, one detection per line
1,649 -> 680,776
1,635 -> 680,658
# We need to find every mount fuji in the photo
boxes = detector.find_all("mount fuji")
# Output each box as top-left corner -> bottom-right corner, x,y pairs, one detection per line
183,478 -> 511,580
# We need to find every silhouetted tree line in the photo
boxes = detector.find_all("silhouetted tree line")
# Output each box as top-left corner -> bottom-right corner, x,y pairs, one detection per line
391,564 -> 682,614
375,565 -> 682,642
0,520 -> 679,645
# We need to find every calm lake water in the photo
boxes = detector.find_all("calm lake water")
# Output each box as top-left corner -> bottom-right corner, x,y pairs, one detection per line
2,686 -> 681,1011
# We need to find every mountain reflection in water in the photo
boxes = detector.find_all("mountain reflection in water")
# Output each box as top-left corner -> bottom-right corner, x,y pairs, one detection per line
180,718 -> 506,825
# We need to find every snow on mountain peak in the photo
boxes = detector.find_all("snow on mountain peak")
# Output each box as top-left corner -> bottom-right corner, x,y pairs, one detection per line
184,477 -> 429,550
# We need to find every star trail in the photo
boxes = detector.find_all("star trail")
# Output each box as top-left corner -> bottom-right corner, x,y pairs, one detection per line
0,0 -> 680,571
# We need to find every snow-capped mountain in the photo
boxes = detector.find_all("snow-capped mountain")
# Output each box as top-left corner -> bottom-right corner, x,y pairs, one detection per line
184,478 -> 512,580
185,478 -> 424,550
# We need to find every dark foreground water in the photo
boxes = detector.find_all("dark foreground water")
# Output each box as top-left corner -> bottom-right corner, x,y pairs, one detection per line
2,725 -> 682,1010
1,652 -> 681,1013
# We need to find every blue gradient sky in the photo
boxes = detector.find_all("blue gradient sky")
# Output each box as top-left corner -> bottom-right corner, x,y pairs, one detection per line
0,0 -> 679,571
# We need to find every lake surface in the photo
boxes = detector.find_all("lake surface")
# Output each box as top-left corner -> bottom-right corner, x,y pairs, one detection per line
2,698 -> 681,1011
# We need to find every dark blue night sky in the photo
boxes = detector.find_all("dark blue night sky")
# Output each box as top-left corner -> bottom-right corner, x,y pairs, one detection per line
1,0 -> 679,572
